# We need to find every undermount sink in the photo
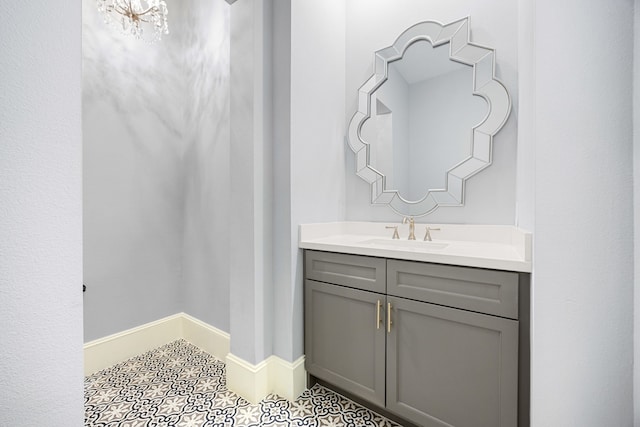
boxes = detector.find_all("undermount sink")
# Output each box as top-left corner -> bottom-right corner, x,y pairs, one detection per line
359,238 -> 449,251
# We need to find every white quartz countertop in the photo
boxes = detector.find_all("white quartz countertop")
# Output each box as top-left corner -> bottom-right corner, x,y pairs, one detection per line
299,222 -> 532,273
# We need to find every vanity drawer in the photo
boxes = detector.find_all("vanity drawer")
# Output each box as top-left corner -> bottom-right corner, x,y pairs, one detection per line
305,250 -> 386,294
387,260 -> 519,319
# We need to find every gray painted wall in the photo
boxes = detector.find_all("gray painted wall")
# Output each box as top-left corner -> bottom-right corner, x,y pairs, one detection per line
272,0 -> 294,363
181,0 -> 232,333
83,0 -> 232,341
515,0 -> 535,232
521,0 -> 634,424
229,0 -> 275,364
83,0 -> 187,341
0,1 -> 84,424
287,1 -> 347,361
635,1 -> 640,424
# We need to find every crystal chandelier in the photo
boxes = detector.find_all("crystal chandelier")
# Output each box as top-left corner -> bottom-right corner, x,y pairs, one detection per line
97,0 -> 169,42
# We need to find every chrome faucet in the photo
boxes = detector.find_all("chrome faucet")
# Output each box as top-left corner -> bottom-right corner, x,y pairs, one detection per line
403,216 -> 416,240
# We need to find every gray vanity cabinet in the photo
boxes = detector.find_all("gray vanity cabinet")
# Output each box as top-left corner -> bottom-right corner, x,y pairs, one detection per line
305,280 -> 386,407
386,295 -> 518,427
304,250 -> 523,427
304,250 -> 387,406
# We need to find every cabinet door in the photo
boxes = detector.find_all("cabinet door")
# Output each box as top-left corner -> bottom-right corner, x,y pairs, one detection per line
305,279 -> 386,407
386,296 -> 518,427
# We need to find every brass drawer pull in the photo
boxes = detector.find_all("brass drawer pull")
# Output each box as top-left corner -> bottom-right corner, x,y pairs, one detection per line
387,302 -> 392,333
376,300 -> 382,329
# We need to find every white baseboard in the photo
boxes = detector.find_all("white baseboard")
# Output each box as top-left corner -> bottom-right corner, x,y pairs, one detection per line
226,353 -> 272,404
226,352 -> 306,404
269,354 -> 307,402
180,313 -> 230,361
84,313 -> 306,404
84,314 -> 184,376
83,313 -> 230,376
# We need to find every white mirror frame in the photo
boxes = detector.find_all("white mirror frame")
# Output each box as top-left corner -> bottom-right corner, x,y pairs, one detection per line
347,17 -> 511,217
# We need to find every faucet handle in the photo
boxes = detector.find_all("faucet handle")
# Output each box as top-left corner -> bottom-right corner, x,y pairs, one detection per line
385,225 -> 400,239
424,226 -> 441,242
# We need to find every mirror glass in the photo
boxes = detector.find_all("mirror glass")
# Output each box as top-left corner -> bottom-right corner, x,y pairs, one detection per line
347,18 -> 511,216
360,41 -> 488,202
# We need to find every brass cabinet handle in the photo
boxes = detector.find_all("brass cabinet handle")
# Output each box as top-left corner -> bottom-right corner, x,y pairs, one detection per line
387,302 -> 392,333
376,300 -> 381,329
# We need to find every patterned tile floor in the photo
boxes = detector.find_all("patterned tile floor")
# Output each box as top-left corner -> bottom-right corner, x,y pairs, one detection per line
84,340 -> 401,427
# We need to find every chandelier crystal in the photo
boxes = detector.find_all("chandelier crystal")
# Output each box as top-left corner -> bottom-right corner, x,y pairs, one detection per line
97,0 -> 169,42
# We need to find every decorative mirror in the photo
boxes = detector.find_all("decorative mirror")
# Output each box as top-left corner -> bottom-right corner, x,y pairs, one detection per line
347,17 -> 511,216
